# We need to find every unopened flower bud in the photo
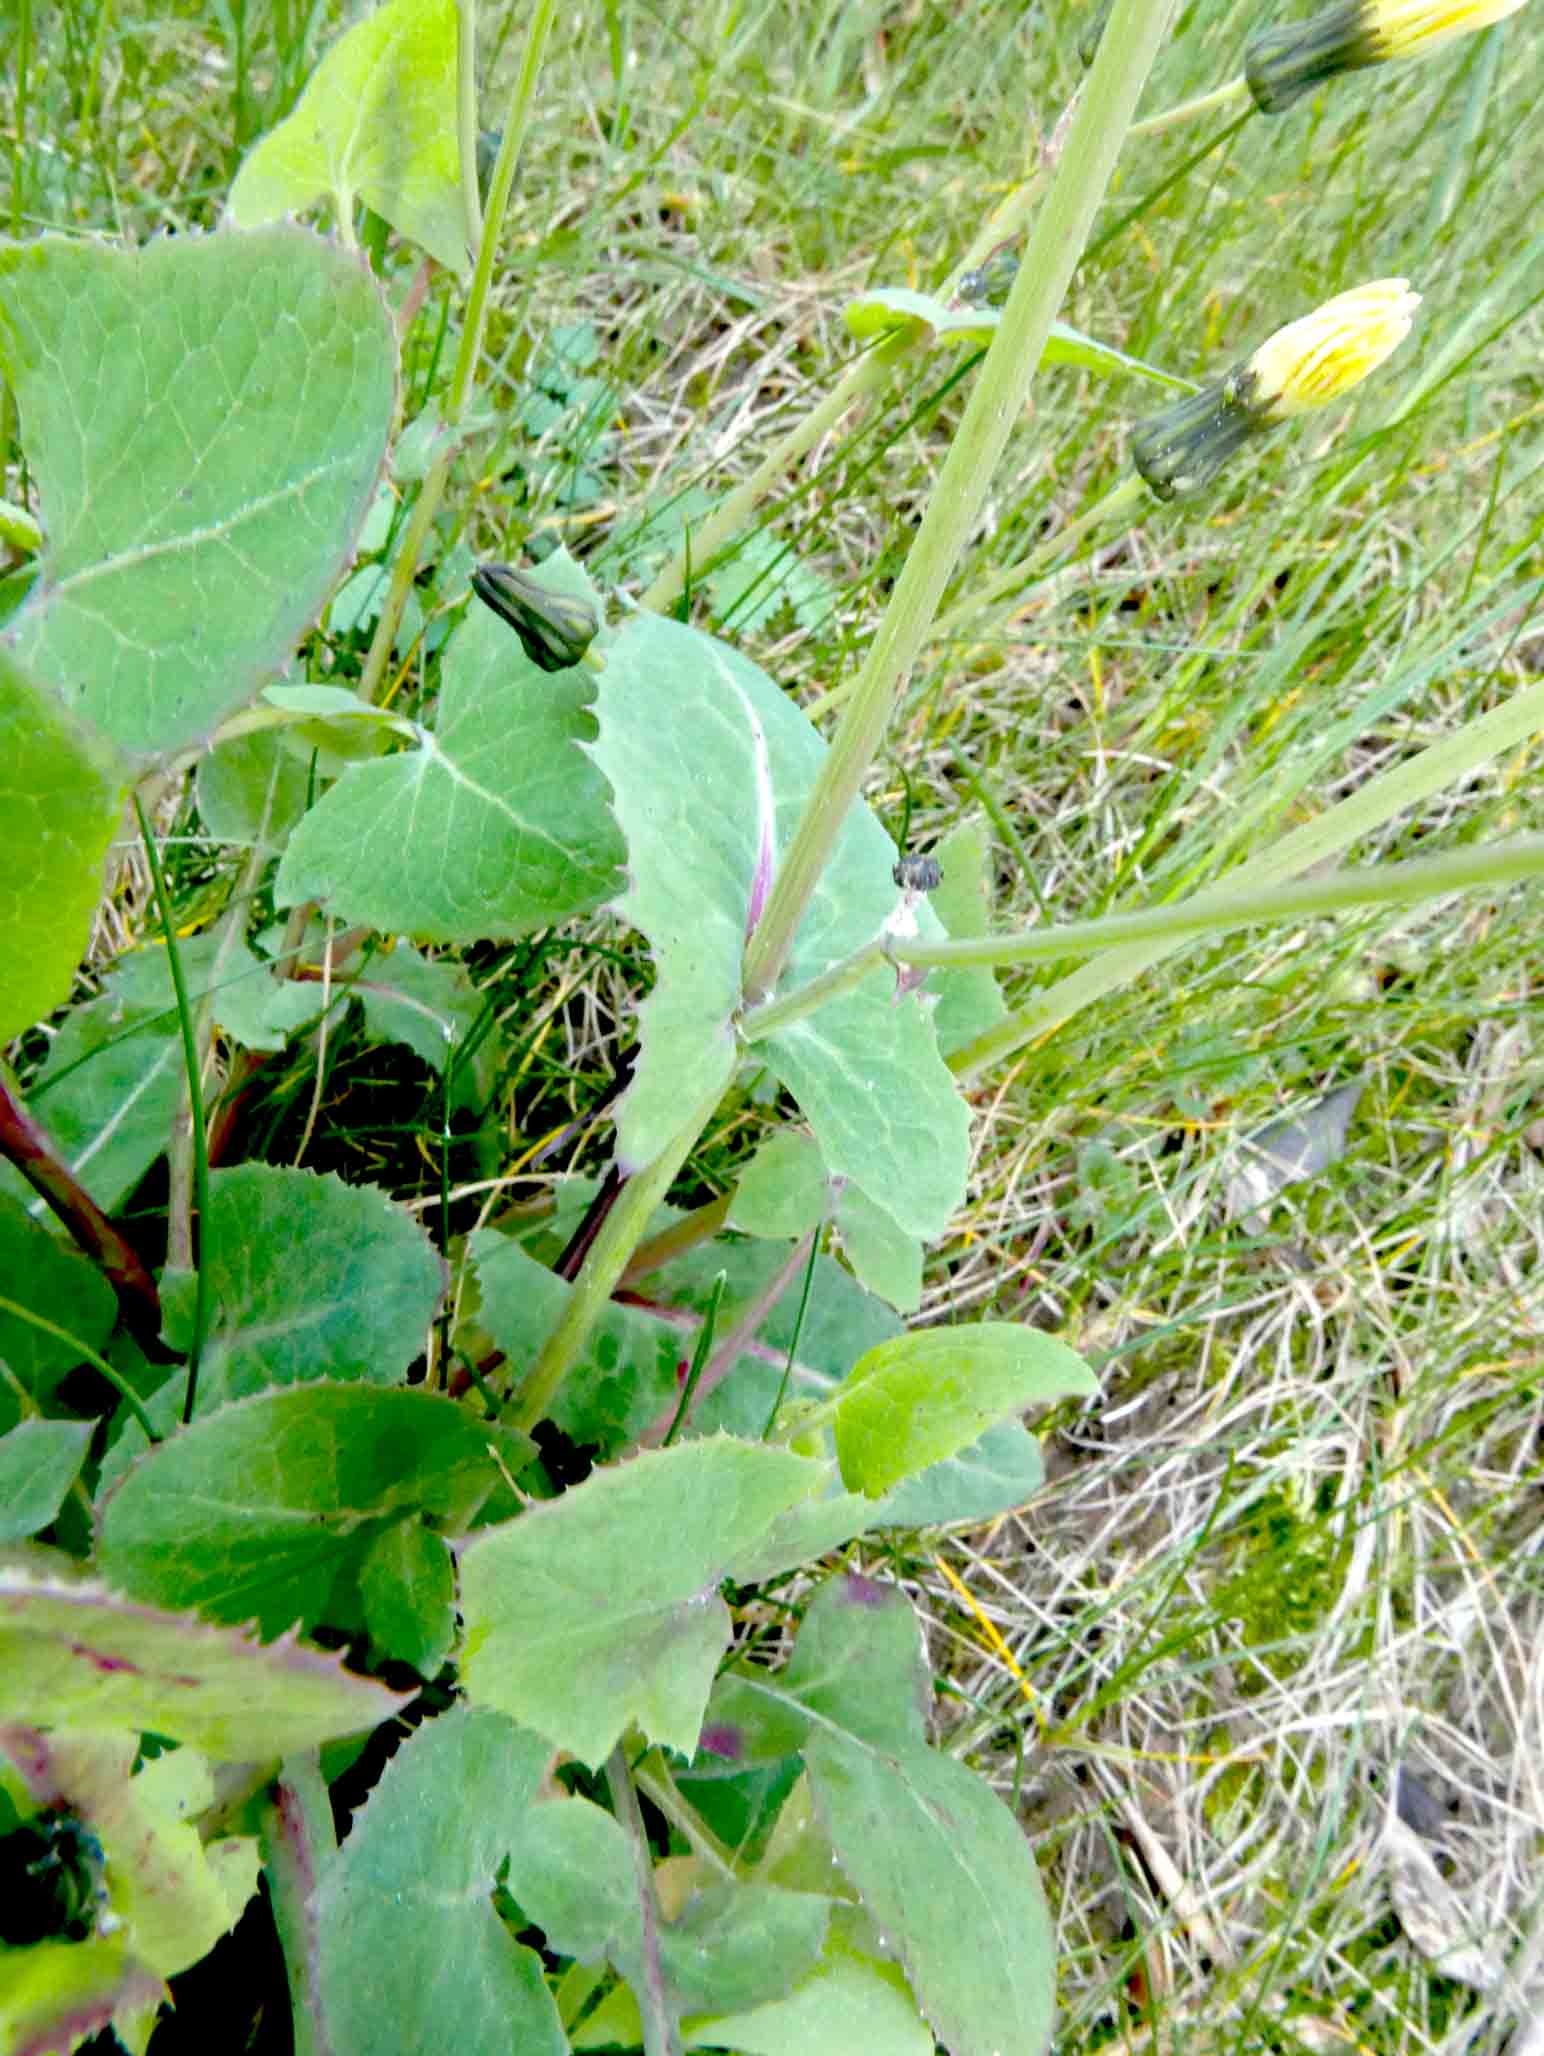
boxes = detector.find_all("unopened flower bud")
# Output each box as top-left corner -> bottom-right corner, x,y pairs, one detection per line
1132,279 -> 1419,499
472,562 -> 600,672
892,853 -> 943,893
1246,0 -> 1531,113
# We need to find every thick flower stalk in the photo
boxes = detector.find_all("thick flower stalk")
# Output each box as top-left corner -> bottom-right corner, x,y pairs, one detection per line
1131,278 -> 1420,499
1246,0 -> 1532,112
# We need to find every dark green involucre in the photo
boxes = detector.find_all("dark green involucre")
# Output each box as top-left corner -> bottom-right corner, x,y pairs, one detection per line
472,562 -> 600,672
1129,368 -> 1268,500
1245,1 -> 1383,113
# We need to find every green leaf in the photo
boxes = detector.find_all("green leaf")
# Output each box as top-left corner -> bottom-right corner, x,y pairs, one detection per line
0,980 -> 181,1218
833,1323 -> 1099,1497
314,1704 -> 566,2054
264,682 -> 408,770
0,227 -> 396,757
671,1757 -> 804,1872
97,1383 -> 503,1642
840,286 -> 945,342
704,1574 -> 928,1764
686,1923 -> 934,2056
196,933 -> 341,1056
0,1193 -> 117,1401
0,1937 -> 162,2056
928,821 -> 1009,1056
868,1418 -> 1044,1530
805,1731 -> 1055,2056
160,1164 -> 444,1415
194,727 -> 311,856
471,1228 -> 683,1453
230,0 -> 467,274
663,1880 -> 830,2014
0,655 -> 124,1043
509,1792 -> 637,1963
275,574 -> 623,941
358,1520 -> 456,1674
665,1240 -> 902,1443
729,1132 -> 921,1312
8,1730 -> 259,1979
511,1797 -> 829,2015
593,615 -> 968,1239
0,1560 -> 410,1754
842,287 -> 1193,388
731,1132 -> 827,1238
0,1419 -> 91,1540
459,1436 -> 832,1764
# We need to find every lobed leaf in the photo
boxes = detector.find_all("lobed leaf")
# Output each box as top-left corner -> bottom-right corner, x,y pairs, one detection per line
275,570 -> 623,941
459,1436 -> 832,1765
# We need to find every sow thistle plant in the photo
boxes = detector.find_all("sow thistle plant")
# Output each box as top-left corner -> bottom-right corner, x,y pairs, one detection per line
1,0 -> 1541,2052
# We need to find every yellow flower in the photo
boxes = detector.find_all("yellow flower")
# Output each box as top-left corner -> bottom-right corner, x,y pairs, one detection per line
1131,281 -> 1420,499
1246,0 -> 1532,112
1246,279 -> 1421,419
1363,0 -> 1531,56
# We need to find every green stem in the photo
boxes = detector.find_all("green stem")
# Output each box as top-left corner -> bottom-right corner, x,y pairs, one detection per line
1126,72 -> 1251,138
951,676 -> 1544,1081
456,0 -> 483,258
739,941 -> 885,1044
605,1743 -> 682,2056
358,0 -> 560,704
134,794 -> 211,1426
509,1080 -> 724,1434
740,0 -> 1172,1007
896,837 -> 1544,968
639,331 -> 915,615
0,1294 -> 159,1444
260,1755 -> 336,2056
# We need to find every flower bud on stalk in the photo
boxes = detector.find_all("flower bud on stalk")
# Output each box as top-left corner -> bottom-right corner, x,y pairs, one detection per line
1246,0 -> 1532,113
472,562 -> 600,671
1131,279 -> 1420,499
